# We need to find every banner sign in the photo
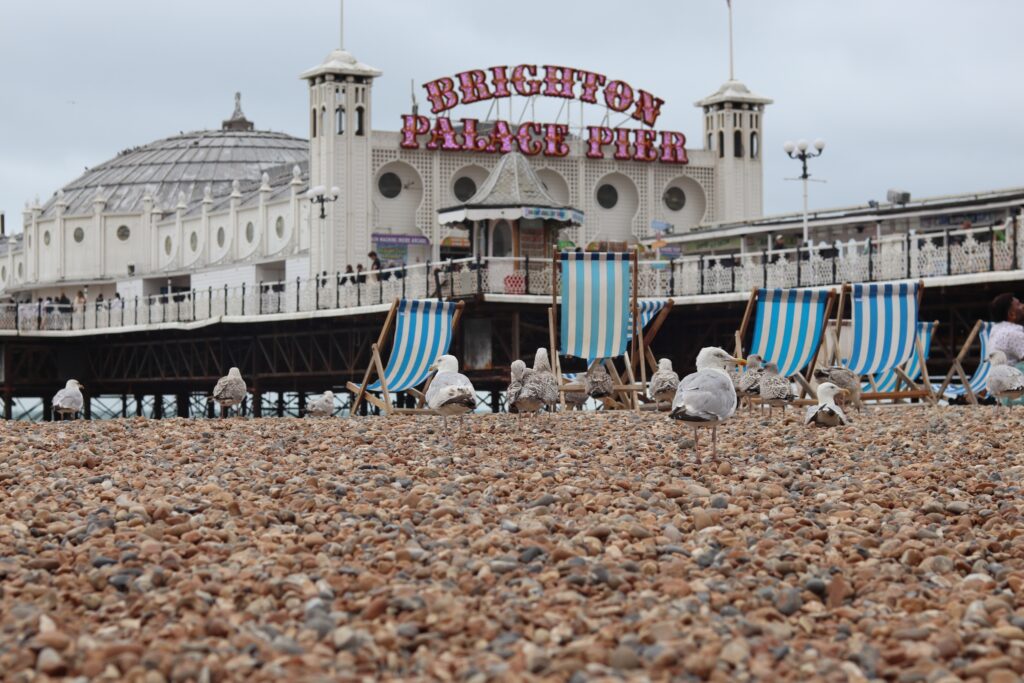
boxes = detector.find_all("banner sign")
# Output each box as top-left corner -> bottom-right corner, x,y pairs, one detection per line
371,232 -> 430,246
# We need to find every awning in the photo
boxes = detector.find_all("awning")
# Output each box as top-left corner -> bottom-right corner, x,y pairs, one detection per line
438,204 -> 584,226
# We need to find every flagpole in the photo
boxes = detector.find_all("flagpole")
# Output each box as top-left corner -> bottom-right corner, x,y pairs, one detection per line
727,0 -> 735,80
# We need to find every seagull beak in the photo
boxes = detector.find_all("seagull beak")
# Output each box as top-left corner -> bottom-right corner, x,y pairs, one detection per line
733,358 -> 747,366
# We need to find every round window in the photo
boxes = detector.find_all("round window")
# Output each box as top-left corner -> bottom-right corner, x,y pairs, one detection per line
378,172 -> 402,199
217,227 -> 225,248
245,222 -> 255,243
190,232 -> 198,251
73,227 -> 85,243
43,231 -> 51,246
275,216 -> 285,238
597,184 -> 618,210
663,186 -> 687,212
164,236 -> 172,255
453,176 -> 477,202
116,225 -> 130,241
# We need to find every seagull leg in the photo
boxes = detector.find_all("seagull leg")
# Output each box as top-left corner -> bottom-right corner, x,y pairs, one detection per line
712,426 -> 718,458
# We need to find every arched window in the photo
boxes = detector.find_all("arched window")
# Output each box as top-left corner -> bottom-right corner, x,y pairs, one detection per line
356,106 -> 365,136
320,107 -> 326,137
750,131 -> 760,159
335,106 -> 345,135
492,221 -> 512,257
311,108 -> 317,138
733,130 -> 744,158
717,131 -> 724,158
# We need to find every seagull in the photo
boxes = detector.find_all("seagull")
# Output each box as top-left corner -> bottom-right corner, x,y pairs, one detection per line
737,354 -> 764,410
564,385 -> 588,411
585,362 -> 614,401
649,358 -> 680,406
985,350 -> 1024,404
306,390 -> 335,417
804,382 -> 849,427
670,347 -> 745,458
813,366 -> 864,412
529,348 -> 560,413
507,359 -> 540,428
213,367 -> 247,417
759,361 -> 796,418
52,380 -> 85,420
426,354 -> 476,443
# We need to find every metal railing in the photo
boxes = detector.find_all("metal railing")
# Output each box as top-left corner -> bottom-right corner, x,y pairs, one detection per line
0,221 -> 1018,333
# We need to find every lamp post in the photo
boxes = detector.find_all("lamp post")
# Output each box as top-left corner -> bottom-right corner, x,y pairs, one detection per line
307,186 -> 340,277
783,138 -> 825,245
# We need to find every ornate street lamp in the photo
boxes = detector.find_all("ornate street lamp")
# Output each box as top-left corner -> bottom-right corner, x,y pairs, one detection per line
783,138 -> 825,245
307,185 -> 341,219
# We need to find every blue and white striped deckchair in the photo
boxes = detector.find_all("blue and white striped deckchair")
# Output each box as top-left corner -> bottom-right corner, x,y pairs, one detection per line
559,252 -> 633,360
937,320 -> 994,402
629,299 -> 668,340
746,288 -> 833,380
348,298 -> 464,414
863,320 -> 937,394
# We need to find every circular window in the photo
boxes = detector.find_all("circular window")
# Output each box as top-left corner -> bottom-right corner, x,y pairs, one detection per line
596,184 -> 618,210
164,236 -> 172,255
116,225 -> 130,241
245,222 -> 255,243
378,172 -> 402,199
663,186 -> 687,212
43,231 -> 51,246
217,227 -> 225,248
275,216 -> 285,238
73,227 -> 84,243
190,232 -> 198,251
453,176 -> 477,202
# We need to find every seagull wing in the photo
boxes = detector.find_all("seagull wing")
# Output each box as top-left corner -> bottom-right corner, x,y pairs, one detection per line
671,369 -> 737,421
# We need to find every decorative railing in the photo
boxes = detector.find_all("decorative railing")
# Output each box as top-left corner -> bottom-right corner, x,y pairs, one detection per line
0,221 -> 1019,333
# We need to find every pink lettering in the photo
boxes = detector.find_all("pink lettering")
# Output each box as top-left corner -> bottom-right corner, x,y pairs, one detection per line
542,65 -> 576,98
586,126 -> 615,159
400,115 -> 430,149
511,64 -> 541,97
543,124 -> 570,157
603,80 -> 634,113
487,120 -> 517,153
575,70 -> 607,104
633,129 -> 659,162
631,90 -> 664,127
613,128 -> 632,160
659,131 -> 689,164
516,122 -> 543,155
456,70 -> 493,105
489,65 -> 511,98
425,117 -> 463,151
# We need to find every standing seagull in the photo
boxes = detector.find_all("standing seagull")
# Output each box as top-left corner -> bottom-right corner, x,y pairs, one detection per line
670,347 -> 745,458
507,359 -> 541,428
737,354 -> 764,410
213,367 -> 247,417
426,354 -> 476,443
52,379 -> 85,421
759,361 -> 796,418
529,348 -> 560,414
649,358 -> 680,406
986,350 -> 1024,404
804,382 -> 849,427
813,366 -> 864,412
306,390 -> 335,417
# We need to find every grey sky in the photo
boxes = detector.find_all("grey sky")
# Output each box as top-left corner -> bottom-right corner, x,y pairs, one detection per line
1,0 -> 1022,231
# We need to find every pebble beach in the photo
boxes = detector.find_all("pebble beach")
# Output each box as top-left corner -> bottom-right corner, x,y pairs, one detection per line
2,408 -> 1023,682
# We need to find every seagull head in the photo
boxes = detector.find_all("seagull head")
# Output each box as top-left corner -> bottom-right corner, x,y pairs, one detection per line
695,347 -> 745,372
511,359 -> 527,380
657,358 -> 673,372
228,367 -> 242,378
817,382 -> 848,403
987,350 -> 1009,366
762,361 -> 781,376
430,355 -> 459,373
746,354 -> 763,369
322,390 -> 334,400
65,379 -> 84,391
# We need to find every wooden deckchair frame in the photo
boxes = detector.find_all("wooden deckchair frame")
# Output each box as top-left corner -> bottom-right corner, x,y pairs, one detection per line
631,299 -> 675,385
933,319 -> 985,405
549,251 -> 644,411
346,298 -> 466,415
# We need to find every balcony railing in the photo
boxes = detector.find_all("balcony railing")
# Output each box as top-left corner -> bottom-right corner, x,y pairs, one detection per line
0,221 -> 1018,333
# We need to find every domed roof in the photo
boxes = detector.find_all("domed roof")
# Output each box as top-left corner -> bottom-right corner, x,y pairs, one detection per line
695,79 -> 773,108
41,121 -> 308,218
299,48 -> 382,81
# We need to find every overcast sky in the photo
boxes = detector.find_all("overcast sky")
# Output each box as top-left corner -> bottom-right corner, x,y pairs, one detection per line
1,0 -> 1022,231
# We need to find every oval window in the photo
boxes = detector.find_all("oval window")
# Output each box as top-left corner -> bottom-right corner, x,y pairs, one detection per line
663,187 -> 687,212
245,222 -> 255,243
116,225 -> 131,241
17,263 -> 23,278
43,231 -> 51,246
164,236 -> 172,255
73,227 -> 85,243
454,176 -> 477,202
378,171 -> 402,199
596,184 -> 618,210
190,232 -> 198,251
275,216 -> 285,238
217,227 -> 225,248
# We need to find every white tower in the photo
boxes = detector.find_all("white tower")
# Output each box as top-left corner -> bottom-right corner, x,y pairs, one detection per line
300,36 -> 381,275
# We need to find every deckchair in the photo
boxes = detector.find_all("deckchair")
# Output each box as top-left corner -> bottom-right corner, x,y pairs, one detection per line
550,251 -> 643,410
631,298 -> 674,381
735,287 -> 836,396
833,281 -> 934,403
347,298 -> 465,415
934,320 -> 994,405
862,320 -> 938,399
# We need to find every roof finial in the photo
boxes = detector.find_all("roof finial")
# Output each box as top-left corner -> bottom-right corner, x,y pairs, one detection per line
726,0 -> 735,80
222,92 -> 254,131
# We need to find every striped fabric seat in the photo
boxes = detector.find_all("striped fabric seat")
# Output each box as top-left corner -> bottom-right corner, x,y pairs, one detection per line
367,299 -> 459,392
864,320 -> 936,392
942,322 -> 994,397
629,299 -> 667,340
844,282 -> 919,376
560,252 -> 632,360
749,288 -> 831,378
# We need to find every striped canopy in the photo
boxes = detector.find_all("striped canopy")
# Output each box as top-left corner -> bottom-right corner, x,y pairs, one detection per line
943,321 -> 994,397
560,252 -> 632,360
865,320 -> 936,392
844,282 -> 919,376
750,288 -> 831,378
367,299 -> 458,392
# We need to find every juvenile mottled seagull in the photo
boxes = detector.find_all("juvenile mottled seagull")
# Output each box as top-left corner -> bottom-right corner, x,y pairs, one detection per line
52,379 -> 85,420
528,348 -> 560,412
986,350 -> 1024,403
804,382 -> 849,427
427,354 -> 476,443
813,366 -> 863,412
213,367 -> 247,417
759,361 -> 796,418
508,359 -> 542,428
564,386 -> 588,411
670,347 -> 744,458
649,358 -> 680,405
306,391 -> 335,417
737,354 -> 764,409
585,362 -> 614,408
